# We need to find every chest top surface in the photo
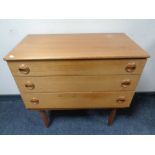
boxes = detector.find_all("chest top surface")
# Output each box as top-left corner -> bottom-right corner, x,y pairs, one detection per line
4,33 -> 149,61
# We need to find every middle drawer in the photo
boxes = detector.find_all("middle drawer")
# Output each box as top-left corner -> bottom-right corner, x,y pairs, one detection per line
15,75 -> 140,93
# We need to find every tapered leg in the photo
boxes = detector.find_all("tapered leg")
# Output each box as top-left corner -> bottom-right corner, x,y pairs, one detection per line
108,109 -> 117,125
39,110 -> 49,128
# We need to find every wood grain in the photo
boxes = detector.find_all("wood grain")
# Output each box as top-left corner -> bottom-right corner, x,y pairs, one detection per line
7,59 -> 146,76
4,33 -> 149,61
15,75 -> 140,93
22,91 -> 135,109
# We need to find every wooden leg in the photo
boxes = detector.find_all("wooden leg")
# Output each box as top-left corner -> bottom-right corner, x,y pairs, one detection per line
108,109 -> 117,125
39,110 -> 49,128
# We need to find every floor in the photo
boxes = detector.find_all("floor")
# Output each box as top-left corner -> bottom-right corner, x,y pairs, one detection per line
0,93 -> 155,135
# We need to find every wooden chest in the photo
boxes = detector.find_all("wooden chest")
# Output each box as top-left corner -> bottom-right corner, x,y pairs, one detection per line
4,33 -> 149,127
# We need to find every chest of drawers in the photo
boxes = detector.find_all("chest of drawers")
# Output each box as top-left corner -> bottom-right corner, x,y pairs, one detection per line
4,33 -> 149,127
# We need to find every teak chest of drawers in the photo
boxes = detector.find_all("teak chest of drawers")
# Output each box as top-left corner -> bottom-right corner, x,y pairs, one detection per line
4,33 -> 149,127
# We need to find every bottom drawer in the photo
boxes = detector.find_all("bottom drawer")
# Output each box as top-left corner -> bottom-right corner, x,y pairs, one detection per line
22,91 -> 135,109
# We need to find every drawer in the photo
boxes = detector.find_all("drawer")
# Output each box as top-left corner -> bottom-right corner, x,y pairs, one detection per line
8,59 -> 146,76
22,91 -> 134,109
15,75 -> 140,93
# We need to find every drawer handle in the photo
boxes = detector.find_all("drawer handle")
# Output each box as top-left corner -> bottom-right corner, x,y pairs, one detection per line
116,96 -> 126,104
125,62 -> 136,72
121,79 -> 131,88
30,98 -> 39,105
25,81 -> 35,90
18,64 -> 30,74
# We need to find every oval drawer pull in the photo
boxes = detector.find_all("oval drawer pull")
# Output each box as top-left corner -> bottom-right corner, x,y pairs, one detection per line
25,81 -> 35,90
30,97 -> 39,105
125,62 -> 136,72
18,64 -> 30,74
116,96 -> 126,104
121,79 -> 131,88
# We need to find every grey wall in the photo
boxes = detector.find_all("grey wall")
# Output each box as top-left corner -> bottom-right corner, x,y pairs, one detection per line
0,19 -> 154,94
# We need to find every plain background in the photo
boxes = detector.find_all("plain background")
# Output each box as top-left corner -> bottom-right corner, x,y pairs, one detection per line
0,19 -> 154,94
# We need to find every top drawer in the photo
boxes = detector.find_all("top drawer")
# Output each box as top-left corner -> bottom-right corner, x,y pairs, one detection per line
7,59 -> 146,76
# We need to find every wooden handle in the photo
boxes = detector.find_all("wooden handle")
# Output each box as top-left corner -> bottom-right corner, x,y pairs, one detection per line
30,98 -> 39,105
116,96 -> 126,104
18,64 -> 30,74
121,79 -> 131,88
125,62 -> 136,72
25,81 -> 35,90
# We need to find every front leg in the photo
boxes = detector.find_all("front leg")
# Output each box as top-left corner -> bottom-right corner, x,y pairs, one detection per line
108,109 -> 117,125
39,110 -> 49,128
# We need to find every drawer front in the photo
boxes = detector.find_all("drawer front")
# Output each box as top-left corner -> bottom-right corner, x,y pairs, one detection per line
15,75 -> 140,93
22,91 -> 134,109
8,59 -> 146,76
